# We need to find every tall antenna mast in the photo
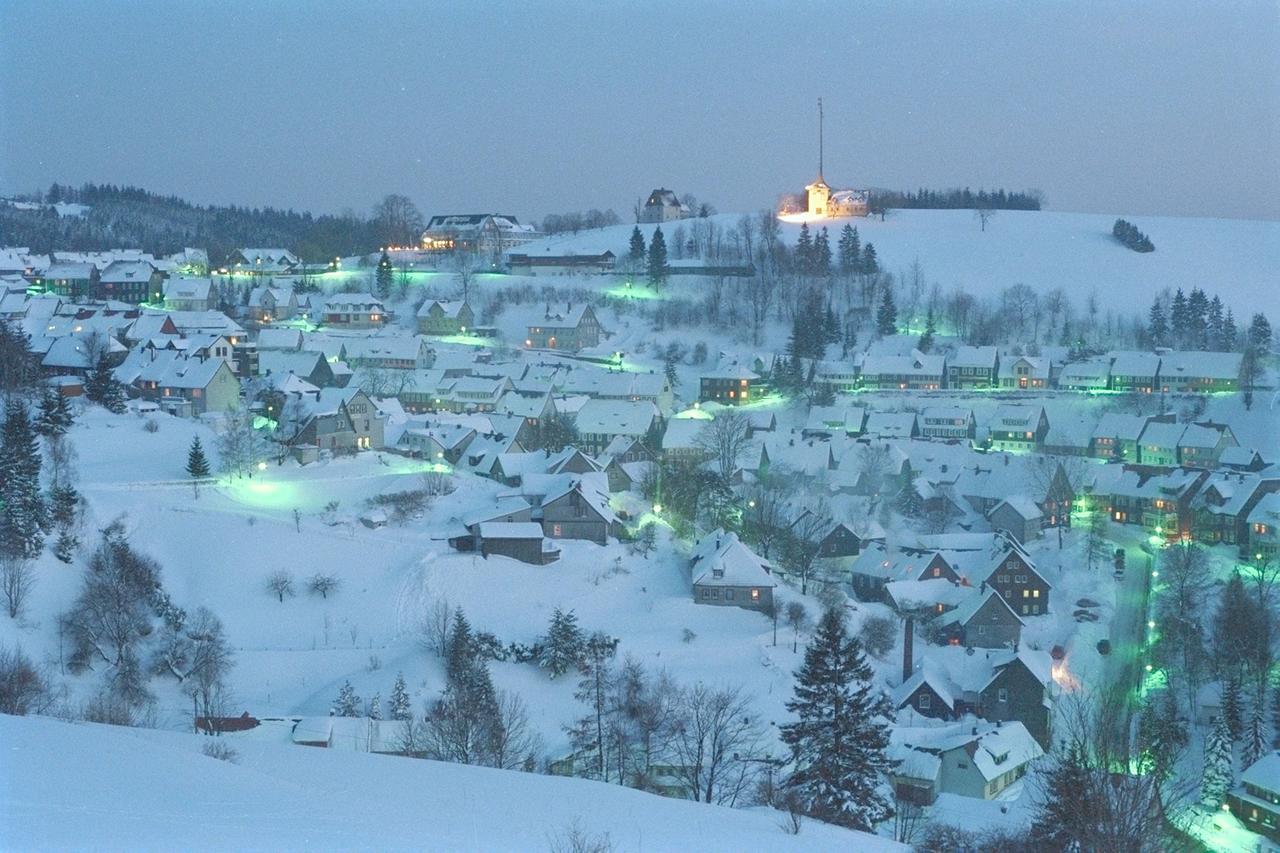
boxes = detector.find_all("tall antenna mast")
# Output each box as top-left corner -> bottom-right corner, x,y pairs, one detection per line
818,97 -> 824,180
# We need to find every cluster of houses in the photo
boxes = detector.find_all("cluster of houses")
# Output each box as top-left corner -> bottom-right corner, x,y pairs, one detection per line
709,345 -> 1246,403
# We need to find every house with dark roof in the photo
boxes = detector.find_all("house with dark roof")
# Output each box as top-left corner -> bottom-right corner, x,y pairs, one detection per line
938,589 -> 1024,649
638,189 -> 691,223
507,251 -> 616,276
524,303 -> 601,351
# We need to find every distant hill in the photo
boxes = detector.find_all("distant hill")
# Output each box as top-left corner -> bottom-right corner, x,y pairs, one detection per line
0,183 -> 378,262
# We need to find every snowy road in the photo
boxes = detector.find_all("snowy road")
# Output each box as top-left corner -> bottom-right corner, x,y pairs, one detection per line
1101,535 -> 1155,745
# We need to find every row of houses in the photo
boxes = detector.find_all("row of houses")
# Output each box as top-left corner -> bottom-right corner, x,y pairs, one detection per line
799,399 -> 1250,470
708,346 -> 1247,403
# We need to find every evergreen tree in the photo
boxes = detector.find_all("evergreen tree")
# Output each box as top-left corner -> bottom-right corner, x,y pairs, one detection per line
335,680 -> 361,716
1136,689 -> 1187,783
646,227 -> 669,288
824,303 -> 841,345
1244,704 -> 1267,769
0,400 -> 46,560
814,227 -> 832,277
84,354 -> 126,413
917,309 -> 937,353
837,225 -> 860,274
628,226 -> 646,265
186,437 -> 211,498
375,250 -> 393,300
1147,299 -> 1168,347
539,607 -> 585,678
664,355 -> 680,390
781,608 -> 895,831
1187,288 -> 1210,349
35,388 -> 74,437
0,321 -> 42,395
367,691 -> 383,720
1030,744 -> 1093,848
1206,295 -> 1225,350
875,288 -> 897,337
795,224 -> 814,275
389,672 -> 412,721
1170,288 -> 1189,345
1224,675 -> 1244,742
1249,313 -> 1273,353
1223,309 -> 1239,350
445,608 -> 476,685
1201,712 -> 1234,808
1271,676 -> 1280,748
861,243 -> 879,274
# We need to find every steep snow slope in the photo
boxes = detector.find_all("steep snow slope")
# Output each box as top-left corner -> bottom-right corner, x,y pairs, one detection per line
0,714 -> 906,852
515,209 -> 1279,315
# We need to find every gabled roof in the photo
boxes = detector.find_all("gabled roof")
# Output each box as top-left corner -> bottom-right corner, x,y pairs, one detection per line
1110,350 -> 1160,376
416,299 -> 470,319
99,260 -> 157,283
1159,350 -> 1242,381
1093,412 -> 1152,441
690,529 -> 776,588
940,587 -> 1025,628
575,399 -> 658,437
948,345 -> 998,369
163,277 -> 213,301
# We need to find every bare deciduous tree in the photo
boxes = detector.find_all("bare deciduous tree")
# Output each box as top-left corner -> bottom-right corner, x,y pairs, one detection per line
308,574 -> 340,599
491,689 -> 544,772
670,683 -> 766,806
0,645 -> 51,715
694,410 -> 750,479
1,557 -> 33,619
784,601 -> 809,653
266,570 -> 295,602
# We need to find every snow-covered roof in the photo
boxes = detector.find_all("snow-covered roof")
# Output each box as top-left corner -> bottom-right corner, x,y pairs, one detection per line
1093,412 -> 1151,441
690,529 -> 775,588
322,293 -> 386,312
574,399 -> 657,437
163,277 -> 212,301
1159,350 -> 1241,381
257,328 -> 304,350
990,495 -> 1043,522
1109,350 -> 1160,377
99,259 -> 157,283
416,299 -> 469,319
948,345 -> 997,369
477,522 -> 544,539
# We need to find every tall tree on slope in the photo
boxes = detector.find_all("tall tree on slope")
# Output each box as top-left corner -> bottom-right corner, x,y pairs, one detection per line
0,400 -> 45,560
781,607 -> 895,831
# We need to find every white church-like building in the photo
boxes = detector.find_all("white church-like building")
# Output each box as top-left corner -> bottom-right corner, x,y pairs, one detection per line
779,100 -> 870,218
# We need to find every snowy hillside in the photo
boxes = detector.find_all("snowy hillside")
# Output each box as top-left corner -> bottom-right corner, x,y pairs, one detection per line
516,208 -> 1280,316
0,714 -> 904,852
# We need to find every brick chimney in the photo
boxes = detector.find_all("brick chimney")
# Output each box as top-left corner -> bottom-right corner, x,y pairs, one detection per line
903,616 -> 915,683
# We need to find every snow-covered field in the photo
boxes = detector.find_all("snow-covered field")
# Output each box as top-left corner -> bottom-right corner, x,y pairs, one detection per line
0,714 -> 903,852
515,208 -> 1280,317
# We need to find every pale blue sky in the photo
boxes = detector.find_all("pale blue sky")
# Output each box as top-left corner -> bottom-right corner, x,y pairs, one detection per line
2,0 -> 1276,221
